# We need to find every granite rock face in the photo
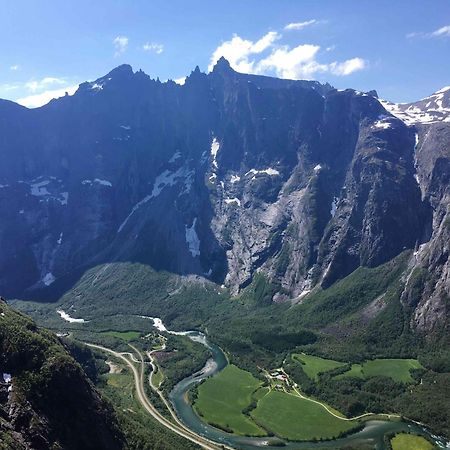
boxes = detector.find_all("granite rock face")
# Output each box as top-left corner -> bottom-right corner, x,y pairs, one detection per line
0,62 -> 448,330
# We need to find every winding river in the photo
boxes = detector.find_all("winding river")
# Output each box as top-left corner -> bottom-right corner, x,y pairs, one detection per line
148,318 -> 447,449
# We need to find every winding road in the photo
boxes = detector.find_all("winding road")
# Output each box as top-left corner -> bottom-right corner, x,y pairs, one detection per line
85,342 -> 229,450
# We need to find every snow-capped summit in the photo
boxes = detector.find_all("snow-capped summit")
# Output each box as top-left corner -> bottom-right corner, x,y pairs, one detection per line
380,86 -> 450,125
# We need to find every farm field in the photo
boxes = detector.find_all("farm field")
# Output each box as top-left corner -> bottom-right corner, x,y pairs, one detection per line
194,365 -> 267,436
251,390 -> 358,441
390,433 -> 435,450
336,359 -> 423,383
292,353 -> 346,380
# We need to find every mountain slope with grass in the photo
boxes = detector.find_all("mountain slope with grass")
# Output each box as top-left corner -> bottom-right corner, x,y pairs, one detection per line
0,297 -> 124,450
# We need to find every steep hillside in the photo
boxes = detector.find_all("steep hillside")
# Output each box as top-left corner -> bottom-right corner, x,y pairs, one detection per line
0,60 -> 448,332
0,297 -> 124,450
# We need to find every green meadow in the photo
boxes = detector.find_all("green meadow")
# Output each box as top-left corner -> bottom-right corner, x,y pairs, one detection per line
194,365 -> 267,436
336,359 -> 423,383
391,433 -> 435,450
292,353 -> 346,380
251,390 -> 358,441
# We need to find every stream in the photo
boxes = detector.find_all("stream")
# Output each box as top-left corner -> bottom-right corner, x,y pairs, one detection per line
147,318 -> 447,450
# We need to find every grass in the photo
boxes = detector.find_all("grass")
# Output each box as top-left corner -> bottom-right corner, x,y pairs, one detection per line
251,391 -> 358,441
336,359 -> 423,383
391,433 -> 435,450
292,353 -> 346,380
152,368 -> 164,388
101,330 -> 142,341
194,365 -> 267,436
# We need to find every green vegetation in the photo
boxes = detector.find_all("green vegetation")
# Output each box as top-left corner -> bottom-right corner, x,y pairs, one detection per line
391,433 -> 435,450
194,365 -> 267,436
98,359 -> 200,450
337,359 -> 423,383
101,330 -> 142,341
157,334 -> 209,394
9,255 -> 450,441
152,366 -> 164,388
251,390 -> 358,441
292,353 -> 346,380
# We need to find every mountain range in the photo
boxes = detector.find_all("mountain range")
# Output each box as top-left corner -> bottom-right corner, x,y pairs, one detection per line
0,57 -> 448,334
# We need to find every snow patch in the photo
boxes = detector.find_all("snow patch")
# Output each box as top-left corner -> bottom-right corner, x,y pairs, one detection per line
245,168 -> 280,179
185,218 -> 200,257
57,232 -> 63,245
59,192 -> 69,205
119,125 -> 131,130
169,151 -> 181,163
2,373 -> 11,383
91,83 -> 103,91
30,180 -> 50,196
313,164 -> 322,172
373,120 -> 392,129
57,310 -> 86,323
210,138 -> 220,169
117,167 -> 193,233
230,174 -> 241,183
331,197 -> 339,217
42,272 -> 56,286
94,178 -> 112,187
224,197 -> 241,206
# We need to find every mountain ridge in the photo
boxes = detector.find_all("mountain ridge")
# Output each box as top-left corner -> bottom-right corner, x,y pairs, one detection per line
0,60 -> 448,333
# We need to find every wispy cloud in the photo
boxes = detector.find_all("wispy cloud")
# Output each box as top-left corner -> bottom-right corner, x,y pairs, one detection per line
209,30 -> 366,79
142,42 -> 164,54
407,24 -> 450,39
10,65 -> 19,71
284,20 -> 317,31
25,77 -> 65,93
432,25 -> 450,37
0,83 -> 21,93
16,84 -> 79,108
113,35 -> 129,57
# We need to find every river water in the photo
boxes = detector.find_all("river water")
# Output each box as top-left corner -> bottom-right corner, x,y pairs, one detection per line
146,318 -> 447,450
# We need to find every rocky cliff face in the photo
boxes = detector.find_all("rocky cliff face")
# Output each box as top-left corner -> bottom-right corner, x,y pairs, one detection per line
0,60 -> 448,331
0,298 -> 124,450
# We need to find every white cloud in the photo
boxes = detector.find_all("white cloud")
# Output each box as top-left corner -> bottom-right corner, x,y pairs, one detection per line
208,31 -> 280,72
16,84 -> 79,108
113,35 -> 129,57
209,31 -> 366,79
284,20 -> 317,31
142,42 -> 164,54
329,57 -> 366,75
432,25 -> 450,37
25,77 -> 66,93
407,24 -> 450,39
174,77 -> 186,85
256,44 -> 328,79
10,65 -> 19,71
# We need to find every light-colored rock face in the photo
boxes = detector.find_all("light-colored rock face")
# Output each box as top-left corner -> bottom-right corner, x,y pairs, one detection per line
0,62 -> 448,333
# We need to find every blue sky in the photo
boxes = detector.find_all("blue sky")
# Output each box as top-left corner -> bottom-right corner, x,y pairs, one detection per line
1,0 -> 449,107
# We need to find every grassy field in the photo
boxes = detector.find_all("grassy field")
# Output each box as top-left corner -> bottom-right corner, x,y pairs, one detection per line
292,353 -> 346,380
336,359 -> 422,383
194,365 -> 267,436
251,391 -> 358,441
391,433 -> 435,450
101,330 -> 142,341
152,367 -> 164,388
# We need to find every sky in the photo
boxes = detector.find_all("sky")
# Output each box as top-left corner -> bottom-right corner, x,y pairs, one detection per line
1,0 -> 449,108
